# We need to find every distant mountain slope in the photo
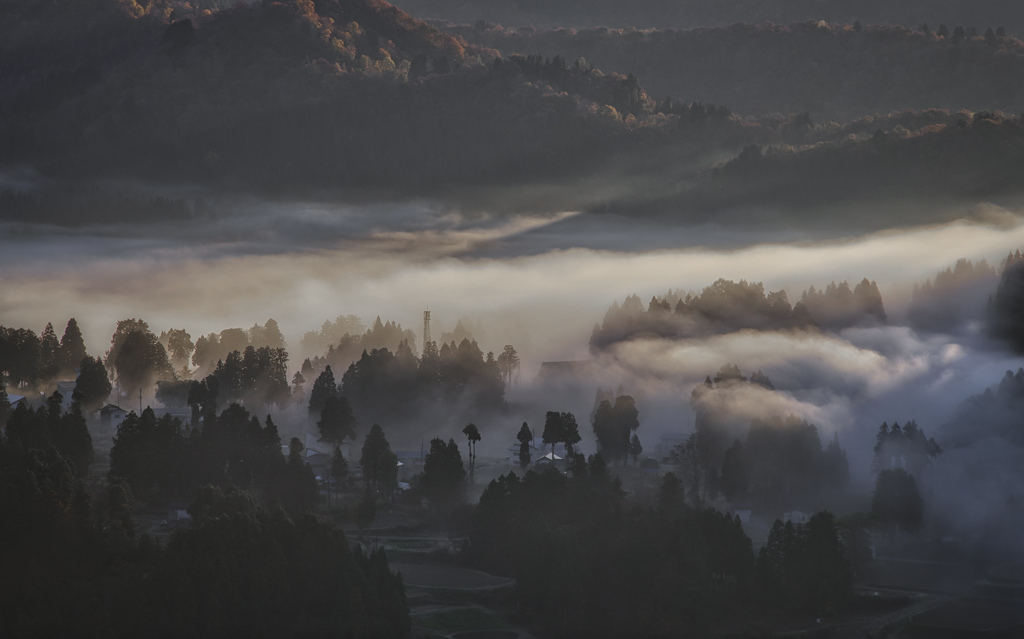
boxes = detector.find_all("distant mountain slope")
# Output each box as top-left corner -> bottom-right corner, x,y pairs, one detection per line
391,0 -> 1024,36
445,21 -> 1024,121
0,0 -> 673,189
3,0 -> 1024,225
608,110 -> 1024,225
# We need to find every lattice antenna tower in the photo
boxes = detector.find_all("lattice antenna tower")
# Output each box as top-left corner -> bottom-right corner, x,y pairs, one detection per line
423,310 -> 431,346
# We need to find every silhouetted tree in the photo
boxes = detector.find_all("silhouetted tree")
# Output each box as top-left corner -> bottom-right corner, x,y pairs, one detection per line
718,439 -> 748,502
161,328 -> 194,369
756,512 -> 851,614
308,364 -> 339,415
872,468 -> 923,532
329,445 -> 348,506
593,395 -> 639,464
989,253 -> 1024,352
496,344 -> 520,387
562,412 -> 581,457
0,372 -> 9,426
72,355 -> 111,412
58,318 -> 87,377
462,422 -> 481,482
110,323 -> 173,397
421,437 -> 466,511
360,424 -> 398,497
318,395 -> 357,444
628,433 -> 643,465
542,410 -> 565,455
38,323 -> 61,381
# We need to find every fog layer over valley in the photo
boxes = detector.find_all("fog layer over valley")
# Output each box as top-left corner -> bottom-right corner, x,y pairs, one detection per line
3,199 -> 1023,352
4,202 -> 1024,470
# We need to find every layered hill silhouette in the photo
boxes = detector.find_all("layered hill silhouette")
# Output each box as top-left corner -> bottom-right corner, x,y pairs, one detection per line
446,20 -> 1024,121
2,0 -> 1024,224
0,0 -> 685,192
392,0 -> 1024,35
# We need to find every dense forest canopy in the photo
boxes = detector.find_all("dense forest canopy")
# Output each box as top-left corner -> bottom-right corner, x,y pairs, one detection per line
591,277 -> 885,350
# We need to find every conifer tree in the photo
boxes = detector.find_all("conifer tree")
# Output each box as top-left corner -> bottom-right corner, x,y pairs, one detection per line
59,318 -> 87,377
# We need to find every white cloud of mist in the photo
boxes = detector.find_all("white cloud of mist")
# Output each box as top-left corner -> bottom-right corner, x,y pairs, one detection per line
2,200 -> 1023,366
502,325 -> 1018,486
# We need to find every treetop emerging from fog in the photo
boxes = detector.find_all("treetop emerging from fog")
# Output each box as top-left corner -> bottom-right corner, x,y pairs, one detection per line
591,277 -> 884,350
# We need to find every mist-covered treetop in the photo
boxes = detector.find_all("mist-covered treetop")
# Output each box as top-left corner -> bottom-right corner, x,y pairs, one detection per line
303,316 -> 417,373
944,367 -> 1024,448
909,256 -> 998,333
591,277 -> 885,350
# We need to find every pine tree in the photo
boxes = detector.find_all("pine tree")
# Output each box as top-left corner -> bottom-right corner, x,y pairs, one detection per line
59,318 -> 87,376
462,423 -> 481,482
329,445 -> 349,506
38,322 -> 61,381
562,412 -> 581,457
542,411 -> 565,456
308,365 -> 339,415
628,433 -> 643,465
871,422 -> 890,473
360,424 -> 397,497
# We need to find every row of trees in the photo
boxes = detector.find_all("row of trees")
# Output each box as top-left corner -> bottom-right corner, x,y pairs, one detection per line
990,250 -> 1024,353
0,318 -> 87,388
300,316 -> 416,376
307,338 -> 506,428
909,257 -> 997,332
110,404 -> 319,511
190,319 -> 287,376
3,391 -> 93,475
468,460 -> 853,636
158,344 -> 291,413
591,277 -> 886,350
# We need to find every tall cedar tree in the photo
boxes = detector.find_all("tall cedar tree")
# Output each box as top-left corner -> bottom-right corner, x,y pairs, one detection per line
59,318 -> 87,377
360,424 -> 398,497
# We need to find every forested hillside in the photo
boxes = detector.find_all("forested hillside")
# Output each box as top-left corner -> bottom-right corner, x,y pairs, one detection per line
393,0 -> 1024,34
446,20 -> 1024,120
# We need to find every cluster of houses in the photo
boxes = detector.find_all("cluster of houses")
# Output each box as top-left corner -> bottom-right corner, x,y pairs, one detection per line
6,379 -> 131,433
